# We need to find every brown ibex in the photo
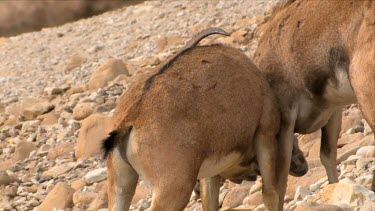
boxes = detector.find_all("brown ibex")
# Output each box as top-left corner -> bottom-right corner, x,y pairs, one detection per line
254,0 -> 375,209
101,27 -> 307,211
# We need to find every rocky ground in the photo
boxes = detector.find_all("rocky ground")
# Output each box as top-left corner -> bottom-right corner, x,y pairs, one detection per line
0,0 -> 374,211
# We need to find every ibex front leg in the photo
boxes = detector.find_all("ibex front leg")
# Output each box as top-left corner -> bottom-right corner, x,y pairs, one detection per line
200,176 -> 221,211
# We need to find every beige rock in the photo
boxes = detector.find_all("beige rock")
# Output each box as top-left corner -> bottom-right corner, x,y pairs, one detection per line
89,182 -> 108,210
132,181 -> 149,205
13,141 -> 36,161
307,158 -> 323,169
337,147 -> 360,164
234,15 -> 264,30
0,195 -> 12,210
338,134 -> 375,157
0,159 -> 14,171
5,103 -> 22,116
222,186 -> 251,208
88,59 -> 129,91
341,110 -> 362,135
4,185 -> 17,197
37,144 -> 51,155
362,119 -> 373,135
231,29 -> 249,44
73,190 -> 97,205
249,179 -> 262,194
294,202 -> 344,211
222,205 -> 255,211
299,131 -> 321,148
21,119 -> 41,132
356,146 -> 375,157
47,142 -> 75,160
0,170 -> 17,186
66,86 -> 85,97
43,87 -> 64,96
300,138 -> 318,157
286,167 -> 326,198
38,112 -> 59,125
320,184 -> 337,203
216,36 -> 235,47
71,179 -> 87,191
72,102 -> 98,120
75,114 -> 111,159
330,178 -> 375,207
20,98 -> 54,120
189,21 -> 212,35
307,139 -> 321,159
294,186 -> 313,201
156,35 -> 186,53
3,115 -> 19,126
84,168 -> 107,184
38,182 -> 74,210
246,191 -> 263,207
338,133 -> 364,147
65,55 -> 86,71
41,162 -> 76,179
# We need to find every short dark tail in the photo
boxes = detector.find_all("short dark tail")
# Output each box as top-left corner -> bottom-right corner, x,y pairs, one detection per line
101,126 -> 132,159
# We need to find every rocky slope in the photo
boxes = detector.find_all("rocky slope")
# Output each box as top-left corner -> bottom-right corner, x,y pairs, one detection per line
0,0 -> 374,211
0,0 -> 142,37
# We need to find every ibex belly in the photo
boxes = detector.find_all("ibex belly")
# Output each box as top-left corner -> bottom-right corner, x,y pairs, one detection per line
197,153 -> 243,179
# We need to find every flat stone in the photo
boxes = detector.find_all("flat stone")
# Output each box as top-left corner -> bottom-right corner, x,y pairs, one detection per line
84,168 -> 107,184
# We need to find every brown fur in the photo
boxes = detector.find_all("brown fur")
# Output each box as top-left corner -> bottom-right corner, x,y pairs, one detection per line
254,0 -> 375,208
105,32 -> 283,210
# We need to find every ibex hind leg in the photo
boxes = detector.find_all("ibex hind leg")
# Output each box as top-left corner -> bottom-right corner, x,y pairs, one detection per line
107,149 -> 139,211
254,133 -> 279,211
149,173 -> 196,211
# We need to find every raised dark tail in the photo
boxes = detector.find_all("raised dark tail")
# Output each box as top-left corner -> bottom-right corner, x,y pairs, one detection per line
102,126 -> 132,159
144,27 -> 230,91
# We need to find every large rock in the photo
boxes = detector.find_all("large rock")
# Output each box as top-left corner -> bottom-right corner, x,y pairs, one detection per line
299,131 -> 321,148
132,181 -> 149,205
73,190 -> 97,206
88,59 -> 130,91
20,98 -> 54,120
75,114 -> 111,159
338,133 -> 364,147
65,55 -> 86,71
294,202 -> 344,211
84,168 -> 107,184
0,1 -> 134,36
356,146 -> 375,157
39,112 -> 59,125
0,170 -> 17,186
286,167 -> 327,199
222,185 -> 251,208
13,141 -> 37,161
246,191 -> 263,208
41,162 -> 77,179
72,102 -> 98,120
89,182 -> 109,210
38,182 -> 74,211
330,178 -> 375,208
314,183 -> 335,202
341,109 -> 363,135
294,186 -> 313,201
47,142 -> 75,160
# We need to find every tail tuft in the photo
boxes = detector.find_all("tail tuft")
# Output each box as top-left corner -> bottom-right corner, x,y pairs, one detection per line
101,130 -> 119,159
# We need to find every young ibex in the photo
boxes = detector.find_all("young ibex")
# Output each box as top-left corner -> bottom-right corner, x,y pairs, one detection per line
254,0 -> 375,208
102,27 -> 307,211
